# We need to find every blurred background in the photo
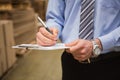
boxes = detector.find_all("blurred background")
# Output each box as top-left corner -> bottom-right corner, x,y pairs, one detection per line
0,0 -> 63,80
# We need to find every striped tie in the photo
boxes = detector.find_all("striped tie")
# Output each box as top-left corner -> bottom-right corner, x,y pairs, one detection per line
79,0 -> 95,40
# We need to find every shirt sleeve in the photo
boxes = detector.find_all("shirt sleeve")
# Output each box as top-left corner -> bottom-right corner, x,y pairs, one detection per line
99,26 -> 120,53
45,0 -> 65,37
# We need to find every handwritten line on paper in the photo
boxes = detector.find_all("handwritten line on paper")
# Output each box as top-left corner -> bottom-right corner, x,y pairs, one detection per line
12,43 -> 70,50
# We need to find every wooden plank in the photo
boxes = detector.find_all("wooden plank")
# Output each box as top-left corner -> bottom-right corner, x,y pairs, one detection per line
0,0 -> 11,3
0,26 -> 3,77
0,22 -> 7,77
15,30 -> 36,44
1,20 -> 16,69
11,8 -> 37,55
14,21 -> 36,37
30,0 -> 47,20
13,15 -> 35,24
12,8 -> 37,45
12,9 -> 35,23
0,3 -> 12,11
0,11 -> 12,20
0,50 -> 2,77
12,0 -> 30,4
12,0 -> 31,10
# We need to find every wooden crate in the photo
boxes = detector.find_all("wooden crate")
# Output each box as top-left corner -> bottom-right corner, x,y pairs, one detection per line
0,3 -> 13,20
0,11 -> 12,20
12,0 -> 31,10
12,9 -> 37,45
12,8 -> 37,55
0,24 -> 7,77
12,0 -> 30,3
0,3 -> 13,11
0,20 -> 16,77
30,0 -> 48,20
2,21 -> 16,68
0,0 -> 11,3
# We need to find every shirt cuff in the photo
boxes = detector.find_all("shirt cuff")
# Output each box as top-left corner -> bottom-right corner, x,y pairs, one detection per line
98,33 -> 115,53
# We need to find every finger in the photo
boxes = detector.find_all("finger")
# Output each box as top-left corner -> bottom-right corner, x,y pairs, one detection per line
37,38 -> 55,46
39,27 -> 56,40
50,28 -> 58,37
74,56 -> 88,61
37,34 -> 56,45
36,37 -> 56,46
65,40 -> 78,47
80,44 -> 92,58
36,32 -> 56,46
72,46 -> 92,61
73,54 -> 87,61
76,51 -> 91,60
72,51 -> 89,61
69,43 -> 83,54
65,40 -> 80,53
79,52 -> 92,61
72,52 -> 84,59
36,37 -> 45,46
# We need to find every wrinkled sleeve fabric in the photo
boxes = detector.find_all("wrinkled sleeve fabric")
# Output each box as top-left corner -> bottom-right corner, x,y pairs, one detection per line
99,26 -> 120,53
46,0 -> 65,37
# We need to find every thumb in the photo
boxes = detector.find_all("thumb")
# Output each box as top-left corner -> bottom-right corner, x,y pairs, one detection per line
50,28 -> 58,36
65,40 -> 78,47
50,28 -> 58,41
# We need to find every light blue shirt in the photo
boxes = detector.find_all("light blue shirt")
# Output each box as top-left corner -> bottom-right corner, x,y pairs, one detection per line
46,0 -> 120,53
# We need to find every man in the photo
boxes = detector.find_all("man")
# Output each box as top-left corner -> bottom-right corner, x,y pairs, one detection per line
36,0 -> 120,80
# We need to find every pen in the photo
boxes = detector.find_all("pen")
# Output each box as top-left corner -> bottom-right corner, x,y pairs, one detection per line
37,16 -> 53,34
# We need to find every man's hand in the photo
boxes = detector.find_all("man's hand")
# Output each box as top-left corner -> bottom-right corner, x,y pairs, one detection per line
36,27 -> 58,46
65,39 -> 93,61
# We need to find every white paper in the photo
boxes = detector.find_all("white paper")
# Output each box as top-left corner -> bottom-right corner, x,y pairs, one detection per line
12,43 -> 70,50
